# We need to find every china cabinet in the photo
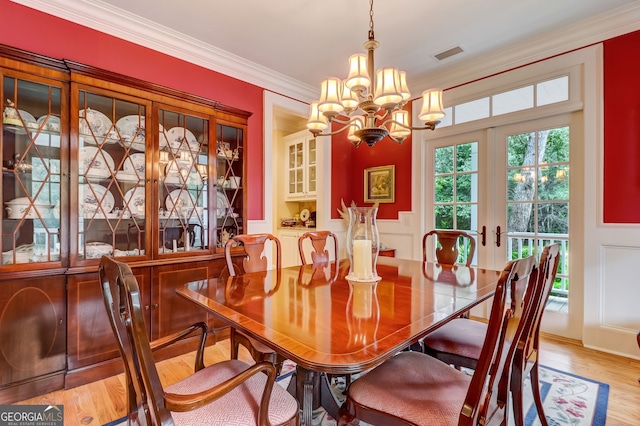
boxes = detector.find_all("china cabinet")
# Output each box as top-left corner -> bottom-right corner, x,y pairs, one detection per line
0,45 -> 250,402
0,50 -> 69,404
284,129 -> 316,200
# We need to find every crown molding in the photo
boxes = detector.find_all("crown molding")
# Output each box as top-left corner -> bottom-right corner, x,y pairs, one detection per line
10,0 -> 318,102
411,2 -> 640,93
11,0 -> 640,103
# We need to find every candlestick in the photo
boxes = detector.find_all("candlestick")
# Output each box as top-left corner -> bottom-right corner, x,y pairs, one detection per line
346,205 -> 381,281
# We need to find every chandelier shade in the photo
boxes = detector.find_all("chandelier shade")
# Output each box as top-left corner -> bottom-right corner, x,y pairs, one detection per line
307,0 -> 445,147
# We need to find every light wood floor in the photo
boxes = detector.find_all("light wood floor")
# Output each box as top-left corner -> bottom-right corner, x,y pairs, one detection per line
16,334 -> 640,425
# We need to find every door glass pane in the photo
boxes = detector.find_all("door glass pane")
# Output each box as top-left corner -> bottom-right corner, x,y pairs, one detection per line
308,165 -> 316,192
77,91 -> 146,260
434,142 -> 478,233
158,109 -> 209,254
2,77 -> 62,264
215,124 -> 243,248
505,126 -> 570,300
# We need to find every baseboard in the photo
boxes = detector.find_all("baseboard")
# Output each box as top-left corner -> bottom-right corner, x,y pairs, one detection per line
0,371 -> 65,404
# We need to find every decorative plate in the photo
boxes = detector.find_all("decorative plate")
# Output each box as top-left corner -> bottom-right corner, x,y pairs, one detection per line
124,187 -> 146,217
165,189 -> 194,212
79,108 -> 114,143
166,127 -> 199,154
217,190 -> 230,218
116,115 -> 145,151
79,147 -> 115,178
3,109 -> 37,133
164,159 -> 192,176
79,184 -> 115,215
84,242 -> 113,259
36,114 -> 61,133
116,115 -> 168,152
123,153 -> 146,176
115,171 -> 141,183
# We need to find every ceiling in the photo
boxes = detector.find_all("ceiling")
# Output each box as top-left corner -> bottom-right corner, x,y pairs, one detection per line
14,0 -> 640,103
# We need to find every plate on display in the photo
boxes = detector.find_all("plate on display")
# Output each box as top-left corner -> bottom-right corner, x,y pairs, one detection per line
36,114 -> 61,133
123,153 -> 146,176
300,208 -> 310,222
166,127 -> 199,155
79,108 -> 115,143
116,115 -> 168,152
116,171 -> 142,183
79,184 -> 115,215
164,159 -> 192,176
216,190 -> 230,218
79,147 -> 115,178
165,189 -> 195,212
124,187 -> 146,217
116,115 -> 145,151
3,108 -> 37,133
83,242 -> 113,259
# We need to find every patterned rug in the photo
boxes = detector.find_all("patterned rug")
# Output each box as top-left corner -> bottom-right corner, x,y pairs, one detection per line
104,361 -> 608,426
274,360 -> 609,426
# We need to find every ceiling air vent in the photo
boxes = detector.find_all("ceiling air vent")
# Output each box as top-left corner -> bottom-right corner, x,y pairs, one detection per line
434,46 -> 464,61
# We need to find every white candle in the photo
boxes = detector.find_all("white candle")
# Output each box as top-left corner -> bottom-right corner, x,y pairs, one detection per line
353,239 -> 372,279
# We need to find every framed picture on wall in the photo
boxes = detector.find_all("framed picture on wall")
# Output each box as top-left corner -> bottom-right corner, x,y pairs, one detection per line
364,165 -> 395,203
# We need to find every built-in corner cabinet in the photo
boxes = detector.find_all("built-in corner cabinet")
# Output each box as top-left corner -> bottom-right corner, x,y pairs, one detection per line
0,45 -> 250,403
284,129 -> 316,201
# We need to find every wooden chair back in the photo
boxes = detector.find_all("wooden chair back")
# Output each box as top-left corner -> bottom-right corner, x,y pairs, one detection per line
522,243 -> 560,358
508,243 -> 560,425
225,233 -> 281,276
423,229 -> 476,266
460,255 -> 537,425
298,230 -> 338,265
99,256 -> 172,425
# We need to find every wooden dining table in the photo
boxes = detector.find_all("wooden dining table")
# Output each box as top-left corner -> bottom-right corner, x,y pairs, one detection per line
176,257 -> 502,425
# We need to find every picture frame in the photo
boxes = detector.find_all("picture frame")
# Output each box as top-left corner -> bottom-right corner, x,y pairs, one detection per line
364,165 -> 395,203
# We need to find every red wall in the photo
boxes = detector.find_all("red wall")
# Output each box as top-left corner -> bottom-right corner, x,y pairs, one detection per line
8,0 -> 635,224
603,30 -> 640,223
330,105 -> 414,219
0,0 -> 265,220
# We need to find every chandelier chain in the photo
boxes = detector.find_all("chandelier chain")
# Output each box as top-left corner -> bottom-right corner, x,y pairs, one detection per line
368,0 -> 375,40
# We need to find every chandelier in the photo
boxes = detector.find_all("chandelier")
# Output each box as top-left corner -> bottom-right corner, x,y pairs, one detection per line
306,0 -> 446,148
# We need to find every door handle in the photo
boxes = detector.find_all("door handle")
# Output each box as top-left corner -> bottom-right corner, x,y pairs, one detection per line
496,226 -> 501,247
480,225 -> 486,246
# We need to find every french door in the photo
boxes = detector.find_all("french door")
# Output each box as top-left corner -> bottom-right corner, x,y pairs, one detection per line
426,113 -> 581,338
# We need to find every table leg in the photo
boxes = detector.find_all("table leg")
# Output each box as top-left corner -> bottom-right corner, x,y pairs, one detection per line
285,365 -> 343,425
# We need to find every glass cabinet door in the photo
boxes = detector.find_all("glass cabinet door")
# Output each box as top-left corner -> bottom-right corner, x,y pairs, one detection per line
215,123 -> 244,249
2,75 -> 64,266
158,108 -> 209,254
75,89 -> 149,262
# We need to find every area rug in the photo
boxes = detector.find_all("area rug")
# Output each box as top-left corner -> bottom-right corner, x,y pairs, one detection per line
103,362 -> 608,426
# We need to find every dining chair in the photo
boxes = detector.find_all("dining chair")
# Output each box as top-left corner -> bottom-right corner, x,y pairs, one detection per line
337,255 -> 537,426
98,256 -> 298,426
422,229 -> 476,266
224,234 -> 285,373
421,244 -> 560,426
298,230 -> 338,265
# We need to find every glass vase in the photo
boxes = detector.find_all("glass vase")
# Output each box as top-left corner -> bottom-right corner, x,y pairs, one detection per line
346,206 -> 380,281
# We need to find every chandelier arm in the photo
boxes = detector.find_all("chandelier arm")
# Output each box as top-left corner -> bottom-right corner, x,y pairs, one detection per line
380,118 -> 442,131
388,135 -> 407,144
311,123 -> 359,138
329,117 -> 356,126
